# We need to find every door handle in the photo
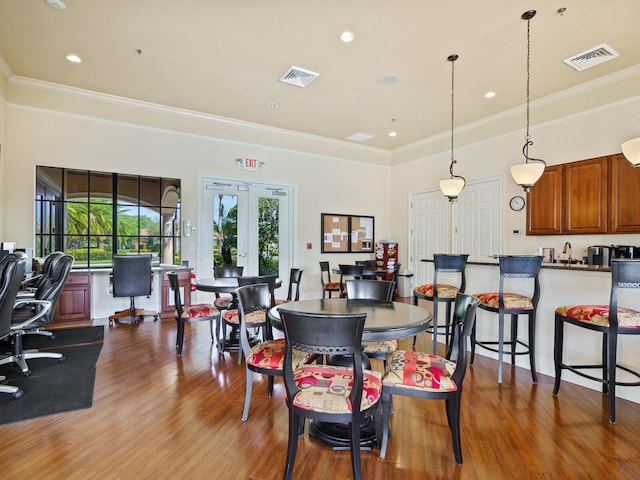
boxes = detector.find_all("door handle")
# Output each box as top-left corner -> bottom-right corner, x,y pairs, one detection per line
238,252 -> 247,257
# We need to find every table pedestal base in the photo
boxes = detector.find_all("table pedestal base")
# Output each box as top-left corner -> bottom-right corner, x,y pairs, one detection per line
309,417 -> 377,451
222,325 -> 259,352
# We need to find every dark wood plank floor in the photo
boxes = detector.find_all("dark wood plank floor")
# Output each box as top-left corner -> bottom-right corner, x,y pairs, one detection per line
2,304 -> 640,479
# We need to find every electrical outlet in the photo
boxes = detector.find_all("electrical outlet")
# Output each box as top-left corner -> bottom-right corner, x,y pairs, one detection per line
306,242 -> 312,250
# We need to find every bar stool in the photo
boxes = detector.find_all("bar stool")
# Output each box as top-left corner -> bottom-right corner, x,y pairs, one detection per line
413,254 -> 468,353
553,259 -> 640,423
471,255 -> 543,383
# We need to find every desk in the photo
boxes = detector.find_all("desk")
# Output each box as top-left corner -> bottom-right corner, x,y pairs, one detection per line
270,299 -> 431,450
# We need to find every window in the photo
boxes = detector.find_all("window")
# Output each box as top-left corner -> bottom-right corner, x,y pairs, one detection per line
35,166 -> 181,267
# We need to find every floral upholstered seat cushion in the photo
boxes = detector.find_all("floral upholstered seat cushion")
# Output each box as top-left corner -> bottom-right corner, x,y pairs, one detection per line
222,308 -> 266,326
292,365 -> 382,414
323,282 -> 340,291
555,305 -> 640,328
383,350 -> 457,392
176,303 -> 219,319
362,339 -> 398,355
213,296 -> 233,310
473,292 -> 533,310
246,338 -> 313,370
414,283 -> 459,299
274,299 -> 289,306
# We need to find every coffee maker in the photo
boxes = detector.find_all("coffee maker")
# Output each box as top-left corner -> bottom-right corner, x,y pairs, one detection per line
587,245 -> 612,266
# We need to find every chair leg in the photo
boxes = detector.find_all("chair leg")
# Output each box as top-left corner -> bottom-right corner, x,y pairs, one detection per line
552,315 -> 564,395
497,311 -> 505,383
445,394 -> 463,464
379,390 -> 392,458
267,375 -> 275,398
470,316 -> 477,364
432,301 -> 440,354
350,411 -> 362,480
510,314 -> 518,365
528,312 -> 538,383
241,367 -> 253,421
284,410 -> 301,480
607,331 -> 617,424
444,302 -> 453,347
602,333 -> 609,394
412,295 -> 419,346
176,320 -> 184,356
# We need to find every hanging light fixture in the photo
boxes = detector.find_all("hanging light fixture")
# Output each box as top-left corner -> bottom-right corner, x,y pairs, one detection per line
510,10 -> 546,192
439,54 -> 466,202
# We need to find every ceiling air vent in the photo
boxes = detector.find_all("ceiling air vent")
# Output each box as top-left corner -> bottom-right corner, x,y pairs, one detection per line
279,66 -> 319,88
563,43 -> 619,71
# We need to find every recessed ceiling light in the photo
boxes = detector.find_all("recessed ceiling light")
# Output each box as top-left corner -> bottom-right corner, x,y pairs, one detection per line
45,0 -> 66,10
268,103 -> 279,109
389,131 -> 397,137
340,31 -> 355,43
65,54 -> 82,63
484,91 -> 496,98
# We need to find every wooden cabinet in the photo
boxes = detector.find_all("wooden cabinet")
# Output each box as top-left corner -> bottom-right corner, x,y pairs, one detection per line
53,272 -> 91,326
526,165 -> 563,235
161,268 -> 192,318
527,154 -> 640,235
609,153 -> 640,232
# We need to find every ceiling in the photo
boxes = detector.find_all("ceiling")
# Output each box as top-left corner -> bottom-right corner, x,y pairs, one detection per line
1,0 -> 639,151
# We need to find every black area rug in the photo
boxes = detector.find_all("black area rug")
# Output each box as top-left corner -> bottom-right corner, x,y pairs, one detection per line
0,326 -> 104,425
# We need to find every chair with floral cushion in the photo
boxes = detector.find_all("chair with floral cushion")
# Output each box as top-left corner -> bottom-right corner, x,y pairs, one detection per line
553,259 -> 640,424
471,255 -> 543,383
237,282 -> 314,421
413,254 -> 469,351
168,272 -> 220,355
379,293 -> 480,463
212,265 -> 244,312
279,309 -> 382,480
345,279 -> 397,363
275,268 -> 303,306
319,261 -> 340,299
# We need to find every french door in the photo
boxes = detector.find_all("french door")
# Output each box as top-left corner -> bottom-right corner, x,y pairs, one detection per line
198,175 -> 293,280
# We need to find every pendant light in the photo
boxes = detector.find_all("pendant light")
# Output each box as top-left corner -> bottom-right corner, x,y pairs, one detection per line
510,10 -> 546,192
439,54 -> 466,202
621,118 -> 640,166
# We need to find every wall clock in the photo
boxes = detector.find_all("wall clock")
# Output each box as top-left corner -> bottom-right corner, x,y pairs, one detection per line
509,195 -> 525,211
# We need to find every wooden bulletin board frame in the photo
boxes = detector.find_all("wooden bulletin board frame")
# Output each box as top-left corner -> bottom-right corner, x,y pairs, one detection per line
321,213 -> 375,253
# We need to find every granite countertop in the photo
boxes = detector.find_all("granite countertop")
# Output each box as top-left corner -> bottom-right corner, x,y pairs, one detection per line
421,257 -> 611,272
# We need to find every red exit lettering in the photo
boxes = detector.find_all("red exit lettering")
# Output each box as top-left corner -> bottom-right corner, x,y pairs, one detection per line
245,158 -> 257,168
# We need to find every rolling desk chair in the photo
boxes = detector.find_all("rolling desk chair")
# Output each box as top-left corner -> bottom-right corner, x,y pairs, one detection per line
109,254 -> 159,325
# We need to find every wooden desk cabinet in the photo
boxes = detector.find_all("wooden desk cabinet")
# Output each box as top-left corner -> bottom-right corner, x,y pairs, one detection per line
53,272 -> 91,326
160,268 -> 192,318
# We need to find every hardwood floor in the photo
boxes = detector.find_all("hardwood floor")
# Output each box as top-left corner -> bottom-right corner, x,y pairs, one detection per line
2,305 -> 640,479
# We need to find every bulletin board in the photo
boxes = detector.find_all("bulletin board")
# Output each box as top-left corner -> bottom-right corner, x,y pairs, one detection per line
321,213 -> 375,253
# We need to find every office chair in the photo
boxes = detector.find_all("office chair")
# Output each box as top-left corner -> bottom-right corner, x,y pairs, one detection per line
109,254 -> 159,325
1,253 -> 73,376
0,254 -> 26,397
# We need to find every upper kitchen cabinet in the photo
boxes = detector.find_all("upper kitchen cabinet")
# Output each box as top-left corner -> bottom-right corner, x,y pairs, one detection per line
526,154 -> 639,235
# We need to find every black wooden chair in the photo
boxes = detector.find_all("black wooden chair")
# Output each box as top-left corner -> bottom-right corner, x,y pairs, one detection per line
109,254 -> 158,325
275,268 -> 303,305
212,265 -> 244,311
0,254 -> 26,397
319,261 -> 340,299
338,264 -> 364,298
471,255 -> 543,383
280,309 -> 382,480
168,272 -> 220,355
553,259 -> 640,423
413,254 -> 469,351
379,293 -> 480,463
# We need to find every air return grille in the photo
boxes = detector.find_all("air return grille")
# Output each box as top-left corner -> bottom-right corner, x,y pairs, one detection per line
563,43 -> 619,71
279,66 -> 319,87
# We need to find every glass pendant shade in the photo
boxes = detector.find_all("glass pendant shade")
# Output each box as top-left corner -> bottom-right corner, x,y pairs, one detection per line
510,162 -> 545,192
622,137 -> 640,166
440,177 -> 465,201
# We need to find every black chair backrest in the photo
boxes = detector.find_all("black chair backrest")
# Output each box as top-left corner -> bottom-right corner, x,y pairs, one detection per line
237,283 -> 272,357
345,279 -> 394,302
214,266 -> 244,278
447,293 -> 481,382
498,255 -> 543,306
433,254 -> 469,295
167,272 -> 183,318
609,259 -> 640,329
0,254 -> 26,338
339,264 -> 364,285
34,253 -> 73,323
319,261 -> 332,283
237,274 -> 277,307
280,309 -> 367,413
112,254 -> 152,298
287,268 -> 303,301
355,260 -> 376,269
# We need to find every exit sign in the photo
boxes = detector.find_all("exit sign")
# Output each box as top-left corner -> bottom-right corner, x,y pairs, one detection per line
241,157 -> 261,172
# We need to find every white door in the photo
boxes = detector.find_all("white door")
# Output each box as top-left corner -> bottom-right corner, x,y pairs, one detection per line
198,176 -> 293,280
454,177 -> 502,257
409,188 -> 447,287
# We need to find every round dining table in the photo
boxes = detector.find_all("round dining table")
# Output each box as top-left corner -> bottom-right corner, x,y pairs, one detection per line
269,298 -> 432,451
